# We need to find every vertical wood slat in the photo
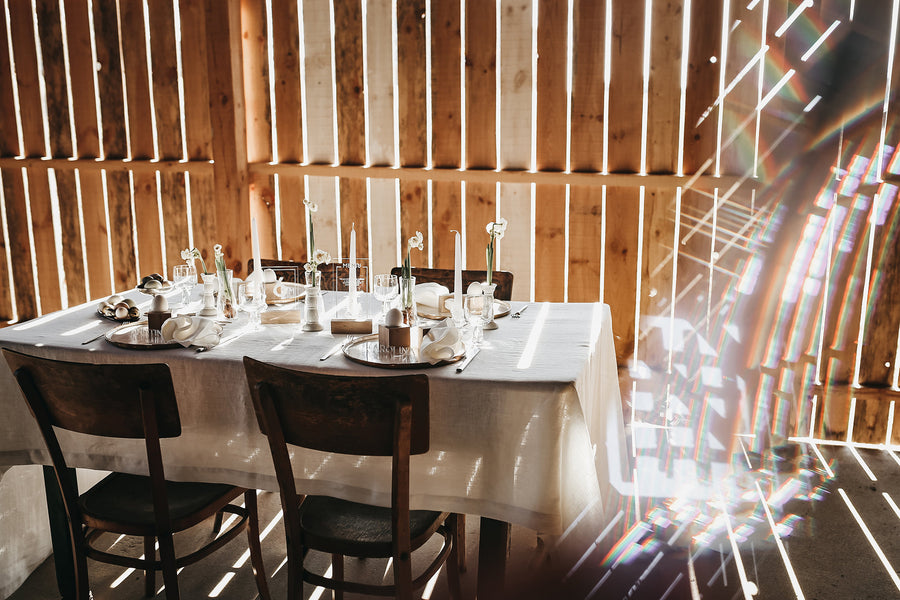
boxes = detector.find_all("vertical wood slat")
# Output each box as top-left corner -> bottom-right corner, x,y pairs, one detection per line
64,0 -> 111,299
397,0 -> 428,266
148,0 -> 189,278
0,0 -> 31,320
302,0 -> 338,259
498,0 -> 532,300
464,0 -> 496,269
179,0 -> 216,270
242,0 -> 276,276
647,0 -> 683,174
601,0 -> 645,353
682,0 -> 721,175
720,0 -> 762,177
270,0 -> 306,262
206,0 -> 251,273
36,0 -> 85,307
534,0 -> 567,302
568,0 -> 605,304
430,0 -> 461,270
9,0 -> 61,314
334,0 -> 368,264
95,1 -> 137,291
118,0 -> 160,281
366,0 -> 396,276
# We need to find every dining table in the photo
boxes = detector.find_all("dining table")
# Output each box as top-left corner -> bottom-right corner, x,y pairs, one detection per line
0,286 -> 627,599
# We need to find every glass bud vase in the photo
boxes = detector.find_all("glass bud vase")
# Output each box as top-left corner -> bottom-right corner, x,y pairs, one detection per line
303,268 -> 324,331
399,275 -> 417,325
216,269 -> 236,321
482,282 -> 498,330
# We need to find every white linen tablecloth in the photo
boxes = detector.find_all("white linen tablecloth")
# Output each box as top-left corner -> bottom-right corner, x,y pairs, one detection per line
0,291 -> 626,595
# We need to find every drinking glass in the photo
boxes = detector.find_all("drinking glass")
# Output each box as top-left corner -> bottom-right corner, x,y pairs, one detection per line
172,264 -> 197,307
373,274 -> 399,320
238,281 -> 267,330
465,292 -> 487,346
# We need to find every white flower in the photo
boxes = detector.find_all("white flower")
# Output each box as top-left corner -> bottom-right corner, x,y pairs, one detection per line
314,249 -> 332,264
303,198 -> 318,213
304,262 -> 315,273
181,248 -> 193,261
408,231 -> 424,251
487,217 -> 508,241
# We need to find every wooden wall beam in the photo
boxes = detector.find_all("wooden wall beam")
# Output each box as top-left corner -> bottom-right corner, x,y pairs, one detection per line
206,0 -> 251,275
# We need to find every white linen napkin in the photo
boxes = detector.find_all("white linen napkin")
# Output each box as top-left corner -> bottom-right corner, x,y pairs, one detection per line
160,316 -> 223,348
415,282 -> 450,309
420,319 -> 464,364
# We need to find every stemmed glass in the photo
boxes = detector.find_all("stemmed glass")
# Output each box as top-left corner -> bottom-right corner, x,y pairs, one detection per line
238,281 -> 267,330
172,264 -> 197,308
373,274 -> 399,321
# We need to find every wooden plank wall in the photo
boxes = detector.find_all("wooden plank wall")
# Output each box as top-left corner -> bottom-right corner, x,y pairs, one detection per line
1,0 -> 897,392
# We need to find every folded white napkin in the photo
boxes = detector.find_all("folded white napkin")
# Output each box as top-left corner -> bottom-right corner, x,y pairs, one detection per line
415,282 -> 450,308
160,316 -> 223,348
420,320 -> 464,364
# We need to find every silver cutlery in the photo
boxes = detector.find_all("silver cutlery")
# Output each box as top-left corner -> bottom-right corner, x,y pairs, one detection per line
81,331 -> 107,345
456,347 -> 480,373
511,305 -> 529,319
319,340 -> 344,361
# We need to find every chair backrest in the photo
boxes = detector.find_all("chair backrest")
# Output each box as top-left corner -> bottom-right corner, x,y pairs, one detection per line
248,258 -> 340,291
2,348 -> 181,439
389,267 -> 514,301
2,348 -> 182,545
243,357 -> 429,456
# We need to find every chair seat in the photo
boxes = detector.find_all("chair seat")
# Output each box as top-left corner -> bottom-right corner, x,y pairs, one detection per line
79,472 -> 238,528
299,495 -> 444,558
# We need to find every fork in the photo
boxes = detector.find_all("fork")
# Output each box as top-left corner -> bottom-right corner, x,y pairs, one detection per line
511,305 -> 529,319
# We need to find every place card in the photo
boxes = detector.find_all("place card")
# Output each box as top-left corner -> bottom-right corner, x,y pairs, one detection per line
331,318 -> 374,334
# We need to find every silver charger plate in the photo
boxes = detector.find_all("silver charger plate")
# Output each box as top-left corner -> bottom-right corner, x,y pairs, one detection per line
105,321 -> 183,350
341,333 -> 465,369
416,299 -> 510,321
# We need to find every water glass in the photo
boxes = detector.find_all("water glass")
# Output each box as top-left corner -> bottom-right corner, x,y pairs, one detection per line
172,264 -> 197,307
373,274 -> 399,320
238,281 -> 266,329
465,292 -> 486,345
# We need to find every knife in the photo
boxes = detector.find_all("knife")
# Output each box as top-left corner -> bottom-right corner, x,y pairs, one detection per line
456,346 -> 480,373
319,341 -> 344,361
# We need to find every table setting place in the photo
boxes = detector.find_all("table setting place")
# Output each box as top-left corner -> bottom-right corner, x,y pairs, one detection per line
77,216 -> 526,373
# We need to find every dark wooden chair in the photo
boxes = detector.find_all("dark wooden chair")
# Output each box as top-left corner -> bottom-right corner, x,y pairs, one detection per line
243,357 -> 463,600
248,258 -> 341,291
389,267 -> 514,301
2,349 -> 270,600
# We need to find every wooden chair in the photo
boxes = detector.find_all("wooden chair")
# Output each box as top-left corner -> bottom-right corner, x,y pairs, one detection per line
248,258 -> 340,291
2,349 -> 270,600
389,267 -> 514,301
243,357 -> 463,600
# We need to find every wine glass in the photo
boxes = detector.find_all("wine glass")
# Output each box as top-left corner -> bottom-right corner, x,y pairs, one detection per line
373,274 -> 399,320
238,281 -> 267,330
172,264 -> 197,307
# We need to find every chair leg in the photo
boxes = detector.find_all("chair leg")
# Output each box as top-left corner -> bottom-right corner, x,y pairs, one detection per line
331,553 -> 343,600
157,531 -> 180,600
244,490 -> 271,600
144,536 -> 156,597
72,535 -> 91,600
446,514 -> 463,600
212,510 -> 224,536
457,514 -> 467,572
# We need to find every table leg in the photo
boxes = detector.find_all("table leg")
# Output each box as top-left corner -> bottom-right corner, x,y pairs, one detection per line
477,517 -> 510,598
43,465 -> 76,600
